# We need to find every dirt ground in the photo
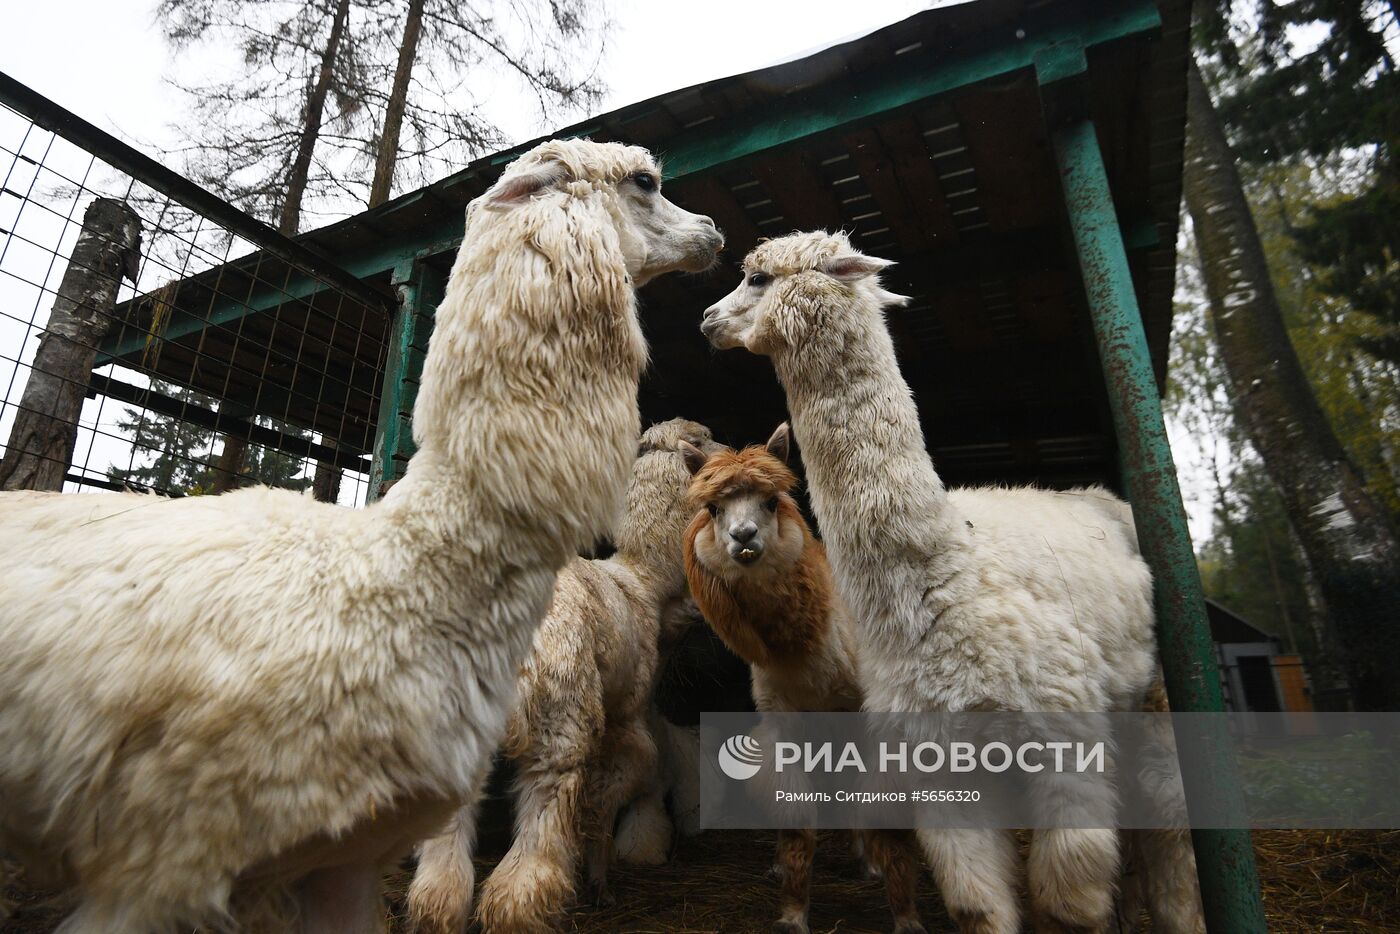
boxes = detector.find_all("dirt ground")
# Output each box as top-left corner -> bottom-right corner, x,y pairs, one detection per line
6,829 -> 1398,932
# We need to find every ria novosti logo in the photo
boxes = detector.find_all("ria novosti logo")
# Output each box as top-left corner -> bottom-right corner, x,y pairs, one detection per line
718,734 -> 764,780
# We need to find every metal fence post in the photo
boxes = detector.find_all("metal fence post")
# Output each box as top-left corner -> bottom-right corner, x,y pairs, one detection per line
1047,112 -> 1268,929
369,256 -> 442,500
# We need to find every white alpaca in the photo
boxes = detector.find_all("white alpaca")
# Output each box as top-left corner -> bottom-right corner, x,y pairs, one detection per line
0,139 -> 722,934
407,418 -> 720,934
701,230 -> 1168,934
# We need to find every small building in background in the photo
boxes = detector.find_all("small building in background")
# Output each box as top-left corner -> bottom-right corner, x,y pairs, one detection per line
1208,598 -> 1313,712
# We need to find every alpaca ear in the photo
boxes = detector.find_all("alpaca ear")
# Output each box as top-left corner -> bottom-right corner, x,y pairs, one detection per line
765,422 -> 790,464
819,253 -> 894,283
678,440 -> 710,475
480,159 -> 567,208
876,288 -> 912,308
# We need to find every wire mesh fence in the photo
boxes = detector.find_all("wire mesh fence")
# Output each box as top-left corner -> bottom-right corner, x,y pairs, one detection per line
0,76 -> 394,507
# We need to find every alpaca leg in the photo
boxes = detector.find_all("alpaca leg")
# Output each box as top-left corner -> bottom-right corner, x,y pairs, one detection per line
408,763 -> 491,934
773,828 -> 816,934
917,828 -> 1020,934
849,831 -> 882,879
858,829 -> 927,934
476,762 -> 587,934
1116,830 -> 1148,933
1026,737 -> 1120,934
55,891 -> 198,934
1027,828 -> 1119,934
1123,711 -> 1204,934
613,786 -> 673,866
1132,829 -> 1204,934
299,862 -> 386,934
582,719 -> 657,906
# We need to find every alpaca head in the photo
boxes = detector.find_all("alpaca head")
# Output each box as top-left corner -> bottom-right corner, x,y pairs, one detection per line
681,423 -> 807,579
615,418 -> 722,562
699,230 -> 907,354
472,138 -> 724,286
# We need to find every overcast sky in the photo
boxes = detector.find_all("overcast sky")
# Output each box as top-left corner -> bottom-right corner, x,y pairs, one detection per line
0,0 -> 1222,536
2,0 -> 937,160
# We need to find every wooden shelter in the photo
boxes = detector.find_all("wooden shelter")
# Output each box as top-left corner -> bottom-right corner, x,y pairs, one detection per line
85,0 -> 1270,926
100,0 -> 1186,496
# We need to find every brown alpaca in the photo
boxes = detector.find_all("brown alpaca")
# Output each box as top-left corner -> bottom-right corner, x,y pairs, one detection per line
680,424 -> 927,934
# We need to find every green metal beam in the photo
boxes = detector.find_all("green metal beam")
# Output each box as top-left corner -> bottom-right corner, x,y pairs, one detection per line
661,0 -> 1160,179
1046,110 -> 1268,930
96,219 -> 461,366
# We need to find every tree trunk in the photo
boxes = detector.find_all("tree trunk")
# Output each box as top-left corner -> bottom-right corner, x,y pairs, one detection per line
1184,55 -> 1400,711
280,0 -> 352,237
369,0 -> 425,208
1,198 -> 141,491
311,453 -> 341,503
209,434 -> 248,493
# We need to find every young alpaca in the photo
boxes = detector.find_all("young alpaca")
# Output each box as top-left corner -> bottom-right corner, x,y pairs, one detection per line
0,139 -> 722,934
680,424 -> 927,934
701,231 -> 1161,934
408,418 -> 722,934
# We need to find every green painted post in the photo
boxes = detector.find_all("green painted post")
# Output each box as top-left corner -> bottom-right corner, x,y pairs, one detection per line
369,257 -> 443,500
1048,117 -> 1268,931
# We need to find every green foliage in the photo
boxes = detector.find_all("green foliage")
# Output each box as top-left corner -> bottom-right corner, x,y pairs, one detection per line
107,381 -> 218,493
241,425 -> 314,492
1168,157 -> 1400,682
1236,731 -> 1400,826
1248,162 -> 1400,522
155,0 -> 609,222
1197,460 -> 1317,656
106,380 -> 314,495
1201,1 -> 1396,162
1292,166 -> 1400,365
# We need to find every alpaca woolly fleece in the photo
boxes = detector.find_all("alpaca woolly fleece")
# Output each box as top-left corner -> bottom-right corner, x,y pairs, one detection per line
682,429 -> 925,934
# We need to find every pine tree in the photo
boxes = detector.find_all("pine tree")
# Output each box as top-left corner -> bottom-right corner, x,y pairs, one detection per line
107,381 -> 219,493
157,0 -> 609,499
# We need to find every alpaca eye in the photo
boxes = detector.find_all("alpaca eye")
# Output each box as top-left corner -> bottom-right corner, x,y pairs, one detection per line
748,272 -> 771,288
633,172 -> 657,192
705,503 -> 719,517
765,496 -> 780,512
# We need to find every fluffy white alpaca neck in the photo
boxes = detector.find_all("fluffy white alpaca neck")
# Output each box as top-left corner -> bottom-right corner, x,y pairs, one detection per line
338,184 -> 649,802
771,286 -> 975,646
374,183 -> 646,624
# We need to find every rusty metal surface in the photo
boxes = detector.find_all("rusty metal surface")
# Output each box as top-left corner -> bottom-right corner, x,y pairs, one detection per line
1049,114 -> 1268,932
